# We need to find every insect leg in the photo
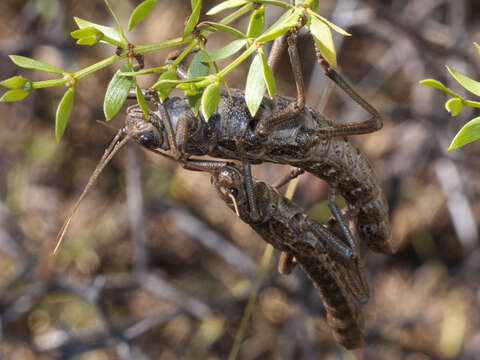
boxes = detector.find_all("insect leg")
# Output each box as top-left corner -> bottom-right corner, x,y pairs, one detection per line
235,139 -> 261,222
305,49 -> 382,138
154,98 -> 181,159
273,166 -> 304,274
254,20 -> 306,138
327,184 -> 357,260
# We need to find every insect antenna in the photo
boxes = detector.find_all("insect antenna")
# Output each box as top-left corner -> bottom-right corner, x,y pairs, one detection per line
96,119 -> 120,132
53,129 -> 132,254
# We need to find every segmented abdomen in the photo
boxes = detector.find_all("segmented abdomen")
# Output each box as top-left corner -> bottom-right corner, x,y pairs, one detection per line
248,217 -> 365,350
300,132 -> 396,254
294,246 -> 365,349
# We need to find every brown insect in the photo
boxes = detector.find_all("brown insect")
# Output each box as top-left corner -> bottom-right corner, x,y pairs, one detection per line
188,142 -> 369,349
124,22 -> 395,259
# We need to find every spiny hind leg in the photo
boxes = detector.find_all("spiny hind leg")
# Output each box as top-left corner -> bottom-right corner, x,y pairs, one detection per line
305,46 -> 383,141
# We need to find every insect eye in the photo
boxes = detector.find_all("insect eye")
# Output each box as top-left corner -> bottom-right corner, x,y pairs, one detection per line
228,187 -> 238,197
139,134 -> 154,148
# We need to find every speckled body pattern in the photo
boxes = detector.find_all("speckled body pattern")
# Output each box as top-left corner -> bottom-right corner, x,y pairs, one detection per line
213,165 -> 367,349
127,89 -> 395,254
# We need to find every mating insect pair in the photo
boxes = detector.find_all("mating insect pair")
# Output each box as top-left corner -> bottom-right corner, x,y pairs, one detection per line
54,21 -> 393,349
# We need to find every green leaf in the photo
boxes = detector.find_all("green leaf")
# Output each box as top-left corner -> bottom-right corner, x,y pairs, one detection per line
0,76 -> 30,89
204,39 -> 246,62
245,53 -> 266,116
9,55 -> 63,74
155,70 -> 177,101
446,66 -> 480,97
308,11 -> 351,36
136,84 -> 149,119
71,26 -> 103,39
258,48 -> 275,98
247,6 -> 265,38
206,0 -> 248,15
475,42 -> 480,56
55,87 -> 74,142
256,12 -> 300,43
128,0 -> 157,31
184,0 -> 202,38
203,22 -> 246,39
187,91 -> 202,115
201,82 -> 220,121
188,52 -> 210,79
420,79 -> 449,92
0,89 -> 30,102
445,97 -> 464,116
310,16 -> 337,68
71,27 -> 104,45
310,0 -> 319,12
448,116 -> 480,150
74,16 -> 122,44
103,64 -> 134,120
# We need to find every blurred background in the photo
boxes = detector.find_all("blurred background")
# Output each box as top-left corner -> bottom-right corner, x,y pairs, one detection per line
1,0 -> 480,359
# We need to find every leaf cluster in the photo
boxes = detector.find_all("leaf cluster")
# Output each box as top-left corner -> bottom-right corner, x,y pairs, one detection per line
420,43 -> 480,150
1,0 -> 350,142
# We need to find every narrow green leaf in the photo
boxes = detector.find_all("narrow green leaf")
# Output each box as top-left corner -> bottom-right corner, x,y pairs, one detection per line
0,89 -> 30,102
446,66 -> 480,96
128,0 -> 158,31
184,0 -> 202,38
247,6 -> 265,38
475,42 -> 480,56
310,16 -> 337,68
419,79 -> 460,98
188,52 -> 210,79
309,11 -> 351,36
445,97 -> 464,116
71,26 -> 103,39
55,87 -> 75,142
136,84 -> 149,119
206,0 -> 248,15
310,0 -> 319,12
204,39 -> 246,62
155,70 -> 177,101
9,55 -> 63,74
420,79 -> 449,92
201,82 -> 220,121
0,76 -> 30,89
258,48 -> 275,98
203,22 -> 246,39
77,36 -> 103,46
74,17 -> 122,44
245,53 -> 266,116
188,91 -> 203,115
256,12 -> 300,43
448,116 -> 480,150
103,64 -> 134,120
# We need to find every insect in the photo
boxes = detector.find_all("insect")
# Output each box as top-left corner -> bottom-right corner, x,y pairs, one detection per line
192,143 -> 369,349
124,23 -> 396,258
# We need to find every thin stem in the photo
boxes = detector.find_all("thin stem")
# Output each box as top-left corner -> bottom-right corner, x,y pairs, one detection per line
103,0 -> 128,44
134,36 -> 191,55
74,54 -> 122,80
228,244 -> 273,360
32,78 -> 67,89
464,99 -> 480,108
